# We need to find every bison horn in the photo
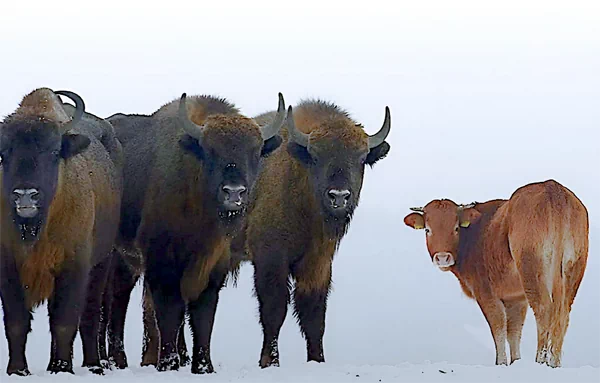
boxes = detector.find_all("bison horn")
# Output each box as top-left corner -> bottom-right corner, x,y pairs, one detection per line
54,90 -> 85,134
367,106 -> 391,149
286,105 -> 310,147
409,206 -> 424,212
260,93 -> 287,141
179,93 -> 206,142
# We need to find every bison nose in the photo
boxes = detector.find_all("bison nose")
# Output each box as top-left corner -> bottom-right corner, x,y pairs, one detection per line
328,189 -> 351,209
222,184 -> 247,210
12,188 -> 41,218
433,252 -> 455,269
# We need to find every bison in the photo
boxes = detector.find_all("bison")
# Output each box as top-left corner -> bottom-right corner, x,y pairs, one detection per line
0,88 -> 123,375
244,100 -> 392,368
103,92 -> 287,373
404,180 -> 589,367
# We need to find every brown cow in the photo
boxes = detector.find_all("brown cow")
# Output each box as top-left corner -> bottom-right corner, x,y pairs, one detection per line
404,179 -> 588,367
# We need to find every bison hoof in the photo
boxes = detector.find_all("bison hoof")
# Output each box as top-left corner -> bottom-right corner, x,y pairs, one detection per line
259,355 -> 280,369
191,362 -> 215,375
47,359 -> 74,374
109,355 -> 128,370
156,354 -> 179,372
179,351 -> 191,367
7,367 -> 31,376
87,366 -> 105,375
100,359 -> 112,370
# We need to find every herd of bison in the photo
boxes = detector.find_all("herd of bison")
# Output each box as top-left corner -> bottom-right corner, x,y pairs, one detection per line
0,88 -> 589,376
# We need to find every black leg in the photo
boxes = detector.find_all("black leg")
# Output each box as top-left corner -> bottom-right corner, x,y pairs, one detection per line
47,258 -> 89,374
141,282 -> 159,367
108,252 -> 140,369
80,256 -> 111,375
188,275 -> 225,374
98,252 -> 115,369
145,255 -> 185,372
178,318 -> 190,367
253,261 -> 290,368
293,287 -> 329,363
0,252 -> 32,376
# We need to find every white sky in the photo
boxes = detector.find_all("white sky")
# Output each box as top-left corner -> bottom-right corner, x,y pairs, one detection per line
1,0 -> 599,369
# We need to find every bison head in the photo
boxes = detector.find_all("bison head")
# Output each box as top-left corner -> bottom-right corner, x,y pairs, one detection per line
178,93 -> 286,229
0,90 -> 89,243
286,105 -> 391,236
404,200 -> 482,271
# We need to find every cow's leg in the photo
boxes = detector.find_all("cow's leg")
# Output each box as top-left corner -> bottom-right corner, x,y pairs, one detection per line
188,273 -> 226,374
80,256 -> 112,374
503,297 -> 527,364
47,259 -> 89,374
253,259 -> 290,368
0,253 -> 32,376
513,248 -> 553,366
145,253 -> 185,372
476,297 -> 508,365
108,252 -> 140,369
546,253 -> 587,368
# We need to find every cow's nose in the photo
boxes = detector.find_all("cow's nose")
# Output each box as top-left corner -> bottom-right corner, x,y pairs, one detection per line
222,184 -> 247,210
13,188 -> 41,218
433,252 -> 455,268
328,189 -> 351,208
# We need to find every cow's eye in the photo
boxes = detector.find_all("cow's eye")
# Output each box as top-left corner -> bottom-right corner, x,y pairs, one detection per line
455,226 -> 460,232
425,228 -> 431,235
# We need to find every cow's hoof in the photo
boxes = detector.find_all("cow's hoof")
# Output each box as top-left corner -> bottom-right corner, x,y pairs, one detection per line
47,359 -> 74,374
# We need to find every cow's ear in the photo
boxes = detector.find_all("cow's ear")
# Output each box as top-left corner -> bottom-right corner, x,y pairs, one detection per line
459,208 -> 481,228
61,134 -> 90,159
179,134 -> 204,160
261,135 -> 282,157
287,142 -> 314,167
404,213 -> 425,230
365,141 -> 390,167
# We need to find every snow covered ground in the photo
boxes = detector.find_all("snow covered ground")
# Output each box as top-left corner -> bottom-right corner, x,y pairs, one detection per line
1,0 -> 599,382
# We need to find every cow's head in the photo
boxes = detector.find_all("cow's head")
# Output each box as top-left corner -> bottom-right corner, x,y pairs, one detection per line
178,93 -> 285,229
404,199 -> 482,271
0,89 -> 89,243
286,105 -> 391,236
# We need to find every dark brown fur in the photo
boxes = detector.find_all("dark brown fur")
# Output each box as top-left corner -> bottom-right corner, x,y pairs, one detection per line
404,179 -> 589,367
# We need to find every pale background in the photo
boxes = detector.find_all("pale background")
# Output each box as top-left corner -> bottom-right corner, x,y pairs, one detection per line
1,0 -> 598,380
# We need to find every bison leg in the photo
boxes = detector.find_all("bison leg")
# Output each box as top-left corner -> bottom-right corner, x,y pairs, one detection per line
177,319 -> 190,367
503,297 -> 527,364
475,296 -> 508,365
141,282 -> 159,367
99,251 -> 116,369
188,274 -> 225,374
0,253 -> 32,376
108,253 -> 140,369
145,258 -> 186,372
80,256 -> 112,374
293,288 -> 329,363
47,259 -> 89,374
253,261 -> 290,368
